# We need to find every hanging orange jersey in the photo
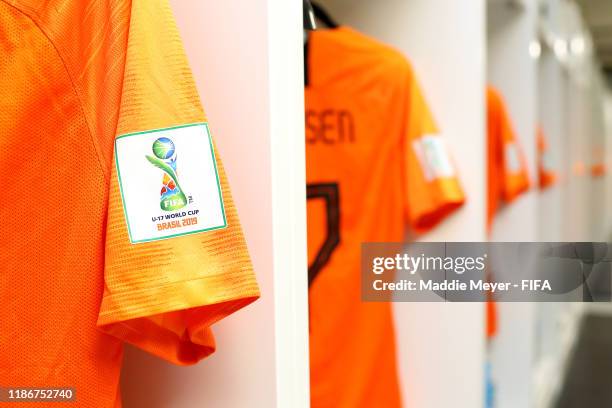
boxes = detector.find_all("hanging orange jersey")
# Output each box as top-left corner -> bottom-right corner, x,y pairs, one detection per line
485,86 -> 530,338
306,27 -> 465,408
591,163 -> 607,178
591,146 -> 607,178
0,1 -> 259,407
487,86 -> 531,230
537,126 -> 557,189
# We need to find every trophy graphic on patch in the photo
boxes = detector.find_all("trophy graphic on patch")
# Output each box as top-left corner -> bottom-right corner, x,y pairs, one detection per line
146,137 -> 188,211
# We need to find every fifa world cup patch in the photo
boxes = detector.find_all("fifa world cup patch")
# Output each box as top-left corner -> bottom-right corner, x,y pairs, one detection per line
114,123 -> 226,243
413,135 -> 456,181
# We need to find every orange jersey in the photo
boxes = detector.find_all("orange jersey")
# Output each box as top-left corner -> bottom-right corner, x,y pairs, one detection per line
306,27 -> 465,408
0,1 -> 259,407
485,87 -> 530,338
537,126 -> 557,189
591,146 -> 607,178
486,86 -> 531,230
591,163 -> 607,178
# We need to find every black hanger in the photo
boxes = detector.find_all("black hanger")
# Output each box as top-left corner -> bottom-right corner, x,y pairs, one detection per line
304,0 -> 316,31
304,2 -> 339,86
304,0 -> 316,86
311,2 -> 339,29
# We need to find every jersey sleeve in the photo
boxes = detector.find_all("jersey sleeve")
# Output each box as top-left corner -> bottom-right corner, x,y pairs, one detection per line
96,0 -> 259,365
401,64 -> 465,234
491,88 -> 531,203
537,126 -> 557,189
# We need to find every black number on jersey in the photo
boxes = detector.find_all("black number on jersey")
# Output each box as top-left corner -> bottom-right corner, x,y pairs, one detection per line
307,183 -> 341,287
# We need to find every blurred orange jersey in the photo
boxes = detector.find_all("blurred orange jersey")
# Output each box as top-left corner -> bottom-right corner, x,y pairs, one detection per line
485,86 -> 530,338
537,126 -> 557,189
486,86 -> 531,230
306,27 -> 465,408
0,1 -> 259,407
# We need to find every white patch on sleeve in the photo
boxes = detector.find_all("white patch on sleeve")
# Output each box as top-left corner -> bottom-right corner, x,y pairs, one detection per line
541,152 -> 554,172
412,135 -> 456,181
114,123 -> 226,244
505,142 -> 522,174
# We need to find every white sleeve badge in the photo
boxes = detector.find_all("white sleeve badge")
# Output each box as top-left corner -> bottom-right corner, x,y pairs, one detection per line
505,142 -> 523,174
413,135 -> 456,181
114,123 -> 226,244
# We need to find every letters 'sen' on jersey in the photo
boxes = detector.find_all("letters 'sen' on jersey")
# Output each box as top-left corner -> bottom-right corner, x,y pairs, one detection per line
306,27 -> 465,408
0,1 -> 259,406
486,86 -> 531,230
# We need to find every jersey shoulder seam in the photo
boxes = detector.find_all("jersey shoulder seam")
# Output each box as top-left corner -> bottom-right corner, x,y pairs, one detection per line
1,0 -> 111,181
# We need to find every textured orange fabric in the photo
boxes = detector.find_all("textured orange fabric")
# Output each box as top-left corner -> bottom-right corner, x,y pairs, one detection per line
537,126 -> 557,189
0,1 -> 259,407
486,86 -> 531,230
306,27 -> 465,408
